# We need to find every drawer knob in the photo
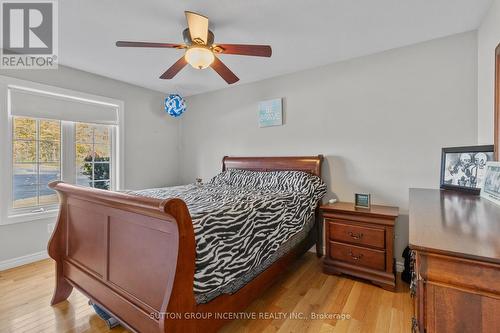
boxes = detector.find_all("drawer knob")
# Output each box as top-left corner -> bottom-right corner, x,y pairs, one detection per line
347,231 -> 364,240
348,250 -> 364,260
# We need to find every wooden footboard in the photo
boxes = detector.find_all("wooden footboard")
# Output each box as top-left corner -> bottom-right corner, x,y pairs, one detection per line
47,181 -> 197,333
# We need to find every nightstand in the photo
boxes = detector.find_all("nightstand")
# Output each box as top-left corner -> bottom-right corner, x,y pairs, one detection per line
321,202 -> 399,291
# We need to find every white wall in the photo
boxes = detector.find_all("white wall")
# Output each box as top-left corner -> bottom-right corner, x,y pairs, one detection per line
180,32 -> 478,260
0,66 -> 180,265
0,31 -> 480,268
478,0 -> 499,144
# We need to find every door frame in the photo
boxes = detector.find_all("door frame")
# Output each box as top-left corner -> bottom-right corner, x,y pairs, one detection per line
495,43 -> 500,160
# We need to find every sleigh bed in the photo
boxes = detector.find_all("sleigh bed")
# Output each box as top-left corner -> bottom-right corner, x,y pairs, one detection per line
48,155 -> 324,333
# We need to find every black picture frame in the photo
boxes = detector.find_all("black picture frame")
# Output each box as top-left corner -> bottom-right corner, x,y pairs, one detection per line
440,145 -> 495,194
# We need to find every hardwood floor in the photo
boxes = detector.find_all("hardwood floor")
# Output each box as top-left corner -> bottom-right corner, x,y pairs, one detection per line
0,253 -> 412,332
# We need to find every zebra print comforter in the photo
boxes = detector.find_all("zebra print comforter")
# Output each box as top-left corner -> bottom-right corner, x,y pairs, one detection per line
129,169 -> 326,303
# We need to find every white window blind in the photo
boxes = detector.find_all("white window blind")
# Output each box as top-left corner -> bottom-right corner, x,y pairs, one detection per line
9,87 -> 119,125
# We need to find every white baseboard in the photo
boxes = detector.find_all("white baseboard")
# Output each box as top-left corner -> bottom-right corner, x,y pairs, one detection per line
396,261 -> 404,273
0,251 -> 49,271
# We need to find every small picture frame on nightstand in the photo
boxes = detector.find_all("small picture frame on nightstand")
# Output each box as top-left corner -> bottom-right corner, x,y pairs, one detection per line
355,193 -> 371,209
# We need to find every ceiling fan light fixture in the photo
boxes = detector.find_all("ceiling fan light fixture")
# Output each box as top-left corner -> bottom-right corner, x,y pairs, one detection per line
185,46 -> 214,69
116,11 -> 271,83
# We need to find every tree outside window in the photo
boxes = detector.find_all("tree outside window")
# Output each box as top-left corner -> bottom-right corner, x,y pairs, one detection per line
75,123 -> 112,190
12,117 -> 61,208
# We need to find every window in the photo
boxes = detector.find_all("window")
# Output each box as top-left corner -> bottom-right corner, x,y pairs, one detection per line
1,76 -> 123,223
11,118 -> 116,214
12,117 -> 61,208
75,123 -> 112,190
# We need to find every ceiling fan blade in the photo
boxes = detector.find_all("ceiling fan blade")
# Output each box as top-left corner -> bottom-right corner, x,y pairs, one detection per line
215,44 -> 272,57
185,11 -> 209,45
210,56 -> 239,84
116,41 -> 185,48
159,57 -> 188,79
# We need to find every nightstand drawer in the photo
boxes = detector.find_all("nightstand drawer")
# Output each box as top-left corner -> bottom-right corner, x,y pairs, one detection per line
329,241 -> 385,271
328,220 -> 385,249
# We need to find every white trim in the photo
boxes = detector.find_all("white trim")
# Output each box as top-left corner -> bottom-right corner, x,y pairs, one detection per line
0,75 -> 125,225
0,250 -> 49,271
2,209 -> 58,225
396,260 -> 404,273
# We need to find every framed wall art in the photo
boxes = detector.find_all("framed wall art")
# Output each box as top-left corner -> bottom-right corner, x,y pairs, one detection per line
480,161 -> 500,205
258,98 -> 282,127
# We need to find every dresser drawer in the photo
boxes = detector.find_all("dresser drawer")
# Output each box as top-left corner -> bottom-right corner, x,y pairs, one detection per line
329,241 -> 385,271
327,220 -> 385,249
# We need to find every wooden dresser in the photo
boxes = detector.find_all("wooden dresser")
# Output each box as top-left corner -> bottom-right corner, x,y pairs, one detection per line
409,189 -> 500,333
321,202 -> 399,291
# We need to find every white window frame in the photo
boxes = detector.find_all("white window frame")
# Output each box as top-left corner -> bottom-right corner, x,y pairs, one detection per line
0,76 -> 124,225
10,117 -> 63,215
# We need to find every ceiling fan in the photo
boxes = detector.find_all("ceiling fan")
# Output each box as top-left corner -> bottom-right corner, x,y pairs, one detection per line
115,11 -> 272,84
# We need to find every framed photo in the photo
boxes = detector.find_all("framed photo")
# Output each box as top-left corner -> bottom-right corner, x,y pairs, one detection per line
354,193 -> 371,209
440,145 -> 495,194
480,162 -> 500,206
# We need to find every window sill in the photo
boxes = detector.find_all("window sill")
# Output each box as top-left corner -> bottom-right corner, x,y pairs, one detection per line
3,208 -> 59,225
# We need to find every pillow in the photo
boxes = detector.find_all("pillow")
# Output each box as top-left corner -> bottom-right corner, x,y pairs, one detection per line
210,169 -> 327,199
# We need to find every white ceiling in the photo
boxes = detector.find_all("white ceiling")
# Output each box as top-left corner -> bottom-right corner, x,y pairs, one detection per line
60,0 -> 492,96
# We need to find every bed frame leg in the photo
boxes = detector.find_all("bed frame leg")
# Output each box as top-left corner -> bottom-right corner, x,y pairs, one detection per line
50,261 -> 73,305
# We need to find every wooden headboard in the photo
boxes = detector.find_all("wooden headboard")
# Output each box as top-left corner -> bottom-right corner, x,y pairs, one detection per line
222,155 -> 323,178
